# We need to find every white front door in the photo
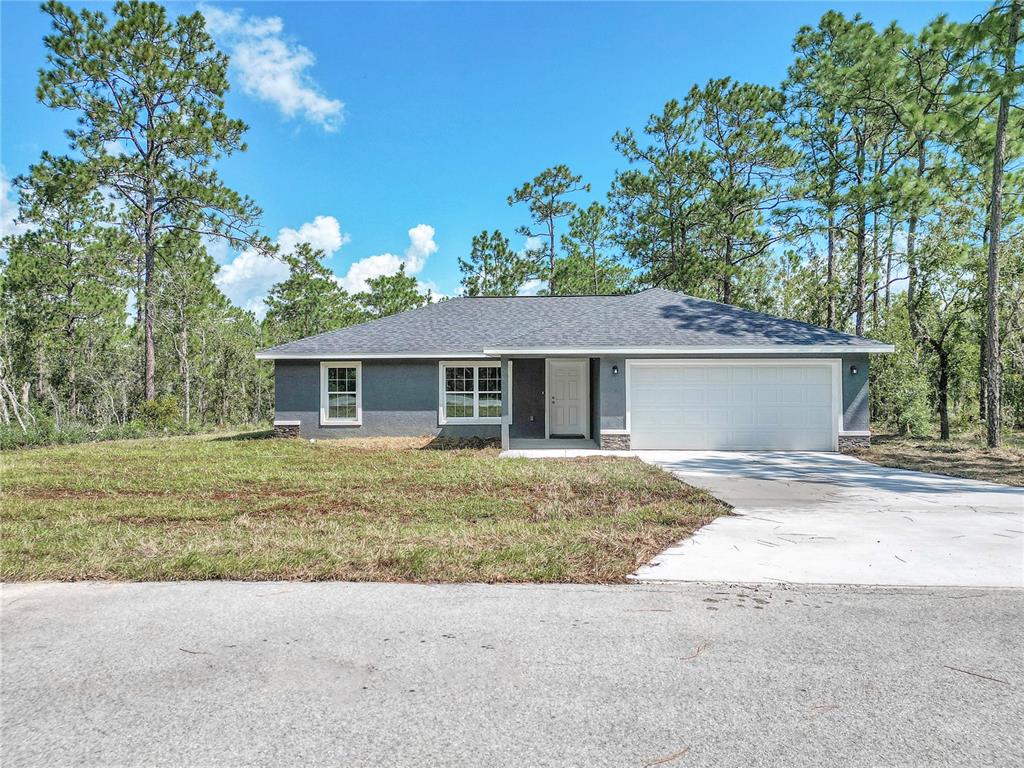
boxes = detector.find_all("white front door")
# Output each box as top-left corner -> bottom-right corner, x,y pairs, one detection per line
548,359 -> 589,437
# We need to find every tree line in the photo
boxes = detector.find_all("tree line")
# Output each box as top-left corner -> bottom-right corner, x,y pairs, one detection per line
0,1 -> 1021,448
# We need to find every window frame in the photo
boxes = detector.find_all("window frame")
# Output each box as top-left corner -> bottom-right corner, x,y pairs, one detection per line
320,361 -> 362,426
438,361 -> 503,425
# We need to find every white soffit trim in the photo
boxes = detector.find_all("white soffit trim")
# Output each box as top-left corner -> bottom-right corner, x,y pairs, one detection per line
256,352 -> 490,360
483,345 -> 894,356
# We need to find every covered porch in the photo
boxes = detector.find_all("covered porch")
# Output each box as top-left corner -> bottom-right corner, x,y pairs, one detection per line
500,356 -> 618,451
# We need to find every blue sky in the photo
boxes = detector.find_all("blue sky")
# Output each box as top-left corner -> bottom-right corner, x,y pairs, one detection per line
1,1 -> 986,314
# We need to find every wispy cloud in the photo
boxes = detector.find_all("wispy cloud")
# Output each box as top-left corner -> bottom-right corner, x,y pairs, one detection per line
336,224 -> 438,293
200,4 -> 344,132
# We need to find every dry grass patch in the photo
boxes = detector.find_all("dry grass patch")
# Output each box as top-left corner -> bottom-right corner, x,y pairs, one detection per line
0,433 -> 729,582
852,432 -> 1024,487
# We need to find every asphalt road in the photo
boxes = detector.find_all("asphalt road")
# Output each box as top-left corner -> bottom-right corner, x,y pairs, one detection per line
2,581 -> 1022,768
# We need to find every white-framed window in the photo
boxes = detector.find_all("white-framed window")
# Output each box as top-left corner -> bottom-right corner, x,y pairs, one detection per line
438,361 -> 502,424
320,361 -> 362,426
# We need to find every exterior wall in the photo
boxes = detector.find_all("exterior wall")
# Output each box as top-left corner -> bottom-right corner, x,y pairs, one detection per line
275,352 -> 873,446
510,358 -> 545,439
274,359 -> 499,440
596,353 -> 873,445
599,356 -> 627,431
840,353 -> 870,432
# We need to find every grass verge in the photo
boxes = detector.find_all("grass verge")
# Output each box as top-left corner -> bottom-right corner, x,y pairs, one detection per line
851,432 -> 1024,487
0,433 -> 729,582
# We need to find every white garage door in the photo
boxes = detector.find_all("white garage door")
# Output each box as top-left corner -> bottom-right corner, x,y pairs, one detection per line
628,361 -> 837,451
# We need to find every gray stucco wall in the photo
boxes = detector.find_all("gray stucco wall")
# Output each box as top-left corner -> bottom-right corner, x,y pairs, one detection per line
841,353 -> 870,432
599,356 -> 627,431
595,353 -> 872,434
275,360 -> 499,440
510,358 -> 545,439
276,353 -> 873,441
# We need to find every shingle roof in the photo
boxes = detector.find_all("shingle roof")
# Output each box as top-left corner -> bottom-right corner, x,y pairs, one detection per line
256,288 -> 893,358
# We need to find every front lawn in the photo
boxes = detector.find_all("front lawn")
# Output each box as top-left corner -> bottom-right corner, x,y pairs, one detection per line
851,432 -> 1024,487
0,434 -> 728,582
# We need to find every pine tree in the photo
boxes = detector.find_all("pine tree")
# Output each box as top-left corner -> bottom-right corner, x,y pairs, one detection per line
264,243 -> 363,343
555,203 -> 633,295
508,166 -> 590,294
37,0 -> 268,402
459,230 -> 532,296
356,266 -> 430,319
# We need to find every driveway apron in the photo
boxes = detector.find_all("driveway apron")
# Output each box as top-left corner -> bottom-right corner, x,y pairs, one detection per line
632,451 -> 1024,587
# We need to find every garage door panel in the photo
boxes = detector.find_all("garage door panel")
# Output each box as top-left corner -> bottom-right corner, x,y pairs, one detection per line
629,362 -> 836,451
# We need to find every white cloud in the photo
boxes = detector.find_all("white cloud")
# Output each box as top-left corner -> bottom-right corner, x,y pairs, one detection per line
202,234 -> 232,265
518,279 -> 544,296
215,247 -> 290,317
1,166 -> 32,243
337,224 -> 438,293
277,215 -> 350,256
200,4 -> 344,132
102,140 -> 126,157
215,215 -> 347,318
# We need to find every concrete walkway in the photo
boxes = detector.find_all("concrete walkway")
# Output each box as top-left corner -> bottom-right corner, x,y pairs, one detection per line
632,451 -> 1024,587
3,581 -> 1022,768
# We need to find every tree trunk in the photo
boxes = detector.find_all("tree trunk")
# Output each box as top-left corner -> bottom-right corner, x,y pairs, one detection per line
937,349 -> 951,441
179,325 -> 191,425
979,331 -> 988,422
144,194 -> 157,402
722,237 -> 733,305
854,140 -> 867,336
855,207 -> 867,336
984,0 -> 1019,448
906,139 -> 926,337
826,207 -> 836,328
547,218 -> 557,295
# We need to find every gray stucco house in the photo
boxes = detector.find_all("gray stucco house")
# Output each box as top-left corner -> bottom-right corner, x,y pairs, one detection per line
257,288 -> 893,452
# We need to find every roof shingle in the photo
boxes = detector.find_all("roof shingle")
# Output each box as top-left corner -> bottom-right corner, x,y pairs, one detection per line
256,288 -> 892,358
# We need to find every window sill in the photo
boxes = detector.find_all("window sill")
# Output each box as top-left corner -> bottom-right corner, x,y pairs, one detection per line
440,417 -> 502,426
319,419 -> 362,427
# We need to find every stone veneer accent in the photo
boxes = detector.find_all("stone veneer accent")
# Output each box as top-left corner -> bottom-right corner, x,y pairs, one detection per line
838,434 -> 870,452
273,422 -> 301,438
600,432 -> 631,450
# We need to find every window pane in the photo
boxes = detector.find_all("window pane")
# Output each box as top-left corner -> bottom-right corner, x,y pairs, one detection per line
445,366 -> 473,393
446,392 -> 474,418
478,393 -> 501,418
478,366 -> 501,393
329,393 -> 356,420
328,368 -> 343,391
328,366 -> 357,393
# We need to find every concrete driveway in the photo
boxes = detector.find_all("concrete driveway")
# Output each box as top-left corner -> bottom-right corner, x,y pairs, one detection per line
3,581 -> 1023,768
632,452 -> 1024,587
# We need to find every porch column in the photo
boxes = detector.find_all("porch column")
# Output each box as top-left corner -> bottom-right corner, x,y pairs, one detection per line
500,356 -> 511,450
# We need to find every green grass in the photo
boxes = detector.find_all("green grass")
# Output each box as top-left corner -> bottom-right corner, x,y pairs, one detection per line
0,433 -> 729,583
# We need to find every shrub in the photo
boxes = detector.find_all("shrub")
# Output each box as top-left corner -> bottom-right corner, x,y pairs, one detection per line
136,395 -> 182,430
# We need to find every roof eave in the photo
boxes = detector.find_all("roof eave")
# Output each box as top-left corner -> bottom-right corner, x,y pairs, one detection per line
254,351 -> 491,360
481,344 -> 895,356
